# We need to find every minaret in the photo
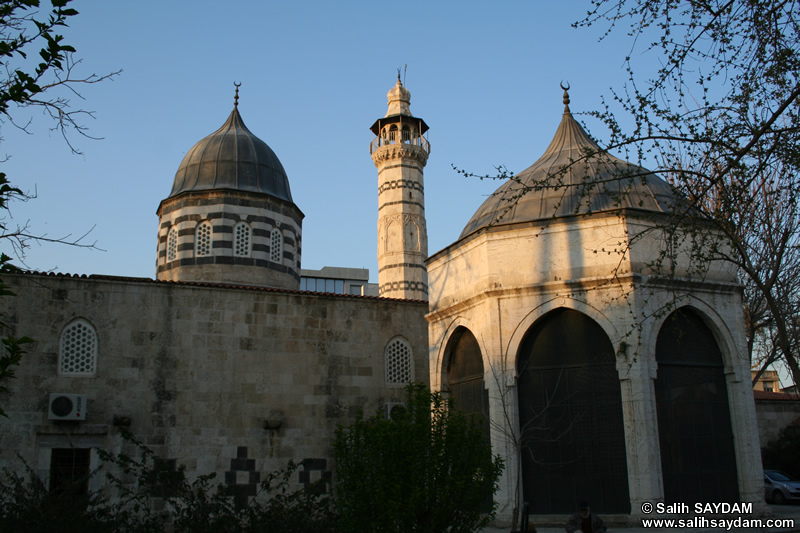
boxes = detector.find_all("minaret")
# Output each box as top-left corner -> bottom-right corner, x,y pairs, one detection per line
370,76 -> 430,300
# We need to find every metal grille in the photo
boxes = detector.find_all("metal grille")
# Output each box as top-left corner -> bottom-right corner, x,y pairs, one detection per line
195,221 -> 212,257
270,228 -> 283,263
167,226 -> 178,262
385,338 -> 412,384
50,448 -> 91,496
655,308 -> 740,504
234,222 -> 251,257
447,328 -> 490,436
517,308 -> 630,514
59,319 -> 97,375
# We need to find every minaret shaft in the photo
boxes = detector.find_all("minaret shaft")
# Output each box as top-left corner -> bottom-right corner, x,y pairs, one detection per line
370,79 -> 430,300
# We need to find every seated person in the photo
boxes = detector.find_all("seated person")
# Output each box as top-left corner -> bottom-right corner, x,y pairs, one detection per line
565,501 -> 607,533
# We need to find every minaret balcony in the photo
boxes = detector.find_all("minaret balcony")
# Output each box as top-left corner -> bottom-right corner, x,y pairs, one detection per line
370,134 -> 430,155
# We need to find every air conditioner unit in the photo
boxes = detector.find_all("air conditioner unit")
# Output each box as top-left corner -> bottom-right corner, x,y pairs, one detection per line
385,402 -> 406,420
48,393 -> 87,421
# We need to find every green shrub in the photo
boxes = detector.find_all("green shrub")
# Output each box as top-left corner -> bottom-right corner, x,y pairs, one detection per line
762,424 -> 800,479
0,429 -> 335,533
334,383 -> 504,533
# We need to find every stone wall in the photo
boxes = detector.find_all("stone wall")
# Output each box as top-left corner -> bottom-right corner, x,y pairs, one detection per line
0,272 -> 428,492
754,392 -> 800,448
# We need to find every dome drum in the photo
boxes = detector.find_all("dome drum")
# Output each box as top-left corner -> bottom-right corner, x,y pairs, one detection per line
156,98 -> 303,289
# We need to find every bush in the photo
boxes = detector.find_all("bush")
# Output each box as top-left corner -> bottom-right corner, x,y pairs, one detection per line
0,429 -> 335,533
762,423 -> 800,480
334,383 -> 504,533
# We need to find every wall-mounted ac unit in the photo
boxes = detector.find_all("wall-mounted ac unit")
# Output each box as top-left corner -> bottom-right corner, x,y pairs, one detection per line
385,402 -> 406,420
48,393 -> 87,421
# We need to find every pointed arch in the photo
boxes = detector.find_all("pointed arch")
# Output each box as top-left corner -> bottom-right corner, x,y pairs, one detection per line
233,221 -> 251,257
404,219 -> 420,252
384,336 -> 413,385
270,227 -> 283,263
444,327 -> 490,437
58,318 -> 98,377
654,306 -> 739,504
516,308 -> 630,514
195,221 -> 212,257
166,226 -> 178,262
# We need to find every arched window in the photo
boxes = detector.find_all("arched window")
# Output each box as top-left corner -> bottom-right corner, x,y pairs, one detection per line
655,308 -> 739,504
446,328 -> 489,435
388,125 -> 398,144
166,226 -> 178,262
517,308 -> 630,514
385,337 -> 413,385
195,221 -> 212,257
270,228 -> 283,263
58,319 -> 98,376
233,222 -> 251,257
401,126 -> 411,143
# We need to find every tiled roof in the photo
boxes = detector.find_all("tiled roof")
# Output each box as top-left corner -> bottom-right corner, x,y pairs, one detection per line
754,389 -> 800,401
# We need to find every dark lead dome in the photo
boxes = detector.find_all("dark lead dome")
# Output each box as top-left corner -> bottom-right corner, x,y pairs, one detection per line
460,97 -> 675,239
169,105 -> 293,202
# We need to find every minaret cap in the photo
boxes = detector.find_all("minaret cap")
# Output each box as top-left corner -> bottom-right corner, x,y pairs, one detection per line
386,77 -> 412,117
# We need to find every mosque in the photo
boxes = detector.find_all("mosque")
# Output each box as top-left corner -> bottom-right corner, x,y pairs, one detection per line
0,78 -> 764,523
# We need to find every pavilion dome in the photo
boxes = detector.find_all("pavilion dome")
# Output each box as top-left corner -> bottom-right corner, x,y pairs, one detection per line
169,104 -> 293,202
460,91 -> 675,239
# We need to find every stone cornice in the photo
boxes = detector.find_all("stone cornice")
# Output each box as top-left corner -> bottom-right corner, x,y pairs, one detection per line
371,145 -> 429,167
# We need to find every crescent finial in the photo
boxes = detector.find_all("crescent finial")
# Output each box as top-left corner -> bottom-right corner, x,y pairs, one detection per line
561,81 -> 571,111
234,81 -> 241,107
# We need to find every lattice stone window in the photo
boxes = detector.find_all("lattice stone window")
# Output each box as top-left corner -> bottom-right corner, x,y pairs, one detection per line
58,319 -> 98,376
385,337 -> 413,384
270,228 -> 283,263
233,222 -> 251,257
166,226 -> 178,262
195,221 -> 212,257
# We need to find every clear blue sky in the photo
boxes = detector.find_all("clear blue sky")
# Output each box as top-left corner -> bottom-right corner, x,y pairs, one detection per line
2,1 -> 643,280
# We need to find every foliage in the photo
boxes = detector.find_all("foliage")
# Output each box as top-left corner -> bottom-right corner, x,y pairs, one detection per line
0,457 -> 156,533
0,429 -> 336,532
334,383 -> 504,533
571,0 -> 800,386
97,428 -> 336,533
762,423 -> 800,480
459,1 -> 800,385
0,0 -> 118,416
0,253 -> 31,417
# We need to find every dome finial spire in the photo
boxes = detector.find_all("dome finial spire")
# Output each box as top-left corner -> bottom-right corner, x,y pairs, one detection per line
560,81 -> 571,114
234,81 -> 241,108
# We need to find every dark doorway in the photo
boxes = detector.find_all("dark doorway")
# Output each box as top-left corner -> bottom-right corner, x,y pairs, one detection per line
517,308 -> 630,514
655,308 -> 739,504
446,327 -> 490,439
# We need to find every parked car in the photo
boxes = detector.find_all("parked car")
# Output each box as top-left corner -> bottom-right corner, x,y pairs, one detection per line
765,470 -> 800,504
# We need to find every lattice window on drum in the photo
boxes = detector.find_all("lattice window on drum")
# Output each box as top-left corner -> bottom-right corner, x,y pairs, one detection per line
233,222 -> 251,257
270,228 -> 283,263
195,221 -> 212,257
58,319 -> 98,376
166,226 -> 178,262
385,337 -> 413,384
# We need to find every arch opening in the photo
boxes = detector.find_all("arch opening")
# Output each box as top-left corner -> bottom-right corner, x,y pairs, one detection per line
516,308 -> 630,514
654,307 -> 739,504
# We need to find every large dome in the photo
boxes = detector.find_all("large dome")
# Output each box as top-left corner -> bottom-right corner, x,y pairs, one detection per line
460,100 -> 675,239
169,105 -> 293,202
